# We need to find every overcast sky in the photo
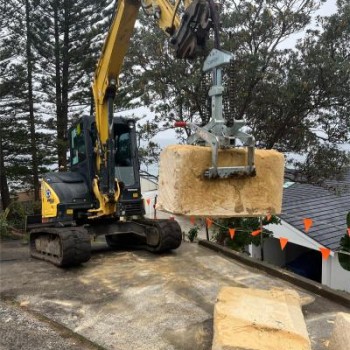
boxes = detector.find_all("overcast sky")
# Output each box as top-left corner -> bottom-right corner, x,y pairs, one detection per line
279,0 -> 338,49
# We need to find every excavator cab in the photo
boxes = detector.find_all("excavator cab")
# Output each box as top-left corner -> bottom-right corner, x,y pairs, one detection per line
68,116 -> 144,220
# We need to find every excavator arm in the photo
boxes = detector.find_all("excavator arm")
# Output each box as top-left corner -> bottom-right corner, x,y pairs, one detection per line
92,0 -> 180,151
91,0 -> 213,216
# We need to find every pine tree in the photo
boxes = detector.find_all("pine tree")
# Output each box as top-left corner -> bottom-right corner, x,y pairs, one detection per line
0,0 -> 13,209
0,0 -> 32,207
1,0 -> 57,204
31,0 -> 116,170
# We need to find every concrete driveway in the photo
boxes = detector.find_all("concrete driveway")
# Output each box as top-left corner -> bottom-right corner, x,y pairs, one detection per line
0,238 -> 348,350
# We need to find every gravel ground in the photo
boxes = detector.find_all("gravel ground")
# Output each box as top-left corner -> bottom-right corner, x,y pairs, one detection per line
0,299 -> 100,350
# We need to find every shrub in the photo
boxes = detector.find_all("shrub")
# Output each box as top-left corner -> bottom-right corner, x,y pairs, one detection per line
212,216 -> 280,253
187,226 -> 199,242
0,207 -> 10,238
338,212 -> 350,271
0,200 -> 41,235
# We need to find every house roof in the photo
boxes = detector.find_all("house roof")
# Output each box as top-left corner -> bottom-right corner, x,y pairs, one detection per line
281,169 -> 350,251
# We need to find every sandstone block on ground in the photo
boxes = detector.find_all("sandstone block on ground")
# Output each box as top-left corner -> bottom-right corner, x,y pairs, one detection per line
157,145 -> 284,217
328,312 -> 350,350
212,287 -> 311,350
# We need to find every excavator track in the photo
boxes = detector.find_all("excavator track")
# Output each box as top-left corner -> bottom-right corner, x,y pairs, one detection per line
142,219 -> 182,253
104,218 -> 182,253
29,227 -> 91,267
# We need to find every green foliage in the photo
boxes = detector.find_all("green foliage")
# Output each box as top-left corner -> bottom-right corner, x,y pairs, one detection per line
122,0 -> 349,184
0,207 -> 10,238
212,216 -> 280,253
0,200 -> 41,237
187,226 -> 199,242
121,11 -> 205,143
136,121 -> 161,170
0,0 -> 115,198
338,212 -> 350,271
8,201 -> 26,229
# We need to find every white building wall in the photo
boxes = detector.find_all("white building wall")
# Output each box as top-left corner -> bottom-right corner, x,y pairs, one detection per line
249,244 -> 261,260
266,221 -> 322,251
140,178 -> 158,192
263,238 -> 286,266
322,253 -> 350,292
256,220 -> 350,293
142,190 -> 157,218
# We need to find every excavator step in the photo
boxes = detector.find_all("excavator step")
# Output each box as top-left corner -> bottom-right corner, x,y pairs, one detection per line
29,227 -> 91,267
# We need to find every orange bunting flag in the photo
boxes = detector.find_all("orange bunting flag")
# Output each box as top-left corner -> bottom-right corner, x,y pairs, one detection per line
303,218 -> 313,233
146,198 -> 151,205
347,228 -> 350,237
319,247 -> 331,260
190,216 -> 196,226
251,229 -> 262,237
229,228 -> 235,239
206,218 -> 213,228
279,237 -> 288,251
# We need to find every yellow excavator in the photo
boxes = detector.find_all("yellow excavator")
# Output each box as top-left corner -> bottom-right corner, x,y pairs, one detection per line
27,0 -> 220,267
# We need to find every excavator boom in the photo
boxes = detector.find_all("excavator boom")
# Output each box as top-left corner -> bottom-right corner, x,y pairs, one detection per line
91,0 -> 213,217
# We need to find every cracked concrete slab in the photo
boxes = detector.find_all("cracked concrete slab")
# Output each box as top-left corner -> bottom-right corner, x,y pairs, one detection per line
0,239 -> 348,350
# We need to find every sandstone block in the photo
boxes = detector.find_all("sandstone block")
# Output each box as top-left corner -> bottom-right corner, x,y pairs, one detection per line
328,312 -> 350,350
212,287 -> 311,350
157,145 -> 284,217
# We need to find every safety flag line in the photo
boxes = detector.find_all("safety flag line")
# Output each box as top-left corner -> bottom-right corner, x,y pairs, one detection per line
279,237 -> 288,250
319,247 -> 331,260
251,229 -> 262,237
206,218 -> 213,228
303,218 -> 313,233
185,216 -> 344,255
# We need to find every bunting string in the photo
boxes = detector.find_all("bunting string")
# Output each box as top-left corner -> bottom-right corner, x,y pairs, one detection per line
142,196 -> 349,261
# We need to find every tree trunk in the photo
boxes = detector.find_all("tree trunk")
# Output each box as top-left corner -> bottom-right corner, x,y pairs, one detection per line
54,0 -> 65,171
61,0 -> 70,167
0,126 -> 11,210
25,0 -> 40,200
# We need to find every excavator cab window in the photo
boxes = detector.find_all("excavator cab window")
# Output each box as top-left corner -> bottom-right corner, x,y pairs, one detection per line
70,122 -> 86,166
115,127 -> 135,186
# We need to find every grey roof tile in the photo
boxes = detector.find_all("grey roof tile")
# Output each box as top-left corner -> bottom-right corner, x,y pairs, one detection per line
281,168 -> 350,251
